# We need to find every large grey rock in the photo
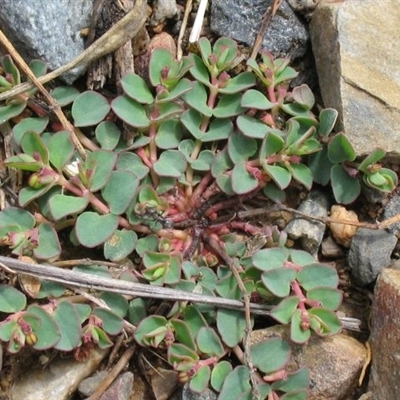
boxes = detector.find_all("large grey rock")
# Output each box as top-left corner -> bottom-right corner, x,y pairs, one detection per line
382,193 -> 400,236
211,0 -> 309,60
310,0 -> 400,156
0,0 -> 92,83
369,267 -> 400,399
348,228 -> 397,286
251,326 -> 367,400
11,348 -> 108,400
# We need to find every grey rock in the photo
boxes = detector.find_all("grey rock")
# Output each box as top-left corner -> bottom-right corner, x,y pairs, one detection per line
150,0 -> 178,26
0,0 -> 92,83
284,189 -> 330,254
79,370 -> 108,397
11,348 -> 108,400
99,372 -> 134,400
210,0 -> 309,60
180,382 -> 217,400
368,267 -> 400,399
310,0 -> 400,156
251,326 -> 367,400
348,228 -> 397,286
382,194 -> 400,236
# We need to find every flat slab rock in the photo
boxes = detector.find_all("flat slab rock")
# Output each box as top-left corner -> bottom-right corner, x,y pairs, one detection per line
310,0 -> 400,156
369,266 -> 400,399
251,326 -> 367,400
0,0 -> 92,83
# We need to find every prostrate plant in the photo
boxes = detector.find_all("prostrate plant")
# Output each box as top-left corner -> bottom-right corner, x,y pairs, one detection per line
0,37 -> 396,398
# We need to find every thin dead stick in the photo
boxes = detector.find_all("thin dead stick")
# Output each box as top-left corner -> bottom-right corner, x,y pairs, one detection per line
0,29 -> 86,158
87,346 -> 136,400
177,0 -> 193,61
0,0 -> 147,103
204,236 -> 260,400
189,0 -> 208,43
249,0 -> 283,61
0,255 -> 362,331
236,205 -> 397,230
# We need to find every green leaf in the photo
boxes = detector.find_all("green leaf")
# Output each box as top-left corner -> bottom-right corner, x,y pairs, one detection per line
309,308 -> 342,336
358,148 -> 386,173
33,223 -> 61,260
237,115 -> 270,139
191,150 -> 214,171
149,49 -> 174,86
75,212 -> 119,248
213,93 -> 244,118
291,84 -> 315,109
218,366 -> 251,400
263,182 -> 286,203
99,292 -> 129,318
72,91 -> 110,127
48,131 -> 74,170
364,168 -> 398,192
19,184 -> 55,207
328,133 -> 356,163
287,163 -> 313,190
4,153 -> 43,172
213,37 -> 238,71
190,54 -> 211,87
170,319 -> 196,351
27,305 -> 61,350
93,307 -> 124,335
121,73 -> 154,104
53,301 -> 82,351
12,116 -> 49,145
196,327 -> 225,357
116,152 -> 149,180
157,78 -> 193,103
21,131 -> 49,165
104,229 -> 138,262
307,287 -> 342,310
318,108 -> 338,137
252,248 -> 289,271
49,194 -> 89,220
29,59 -> 47,78
0,320 -> 17,342
0,207 -> 35,230
289,250 -> 315,266
2,55 -> 20,85
211,149 -> 233,177
308,148 -> 332,186
231,162 -> 259,195
153,150 -> 187,178
102,170 -> 139,214
201,118 -> 233,142
86,150 -> 117,192
251,338 -> 291,374
111,95 -> 150,128
270,296 -> 300,324
261,267 -> 297,297
182,81 -> 212,117
241,89 -> 274,110
217,309 -> 248,347
290,309 -> 311,344
36,280 -> 65,299
297,263 -> 339,290
134,315 -> 168,347
51,86 -> 80,106
228,131 -> 257,163
263,165 -> 292,189
183,305 -> 208,338
272,368 -> 309,393
155,119 -> 183,149
0,285 -> 26,312
168,343 -> 199,370
330,164 -> 361,204
190,365 -> 211,393
95,121 -> 121,150
0,100 -> 26,123
211,361 -> 232,392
